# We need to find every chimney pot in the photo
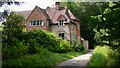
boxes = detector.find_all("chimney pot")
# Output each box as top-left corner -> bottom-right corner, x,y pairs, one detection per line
55,2 -> 60,10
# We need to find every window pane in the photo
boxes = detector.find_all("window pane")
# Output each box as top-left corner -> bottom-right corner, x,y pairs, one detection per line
59,33 -> 65,39
59,33 -> 61,37
37,21 -> 40,26
62,33 -> 64,39
33,21 -> 36,26
60,21 -> 62,25
62,33 -> 64,37
59,20 -> 64,26
31,21 -> 33,26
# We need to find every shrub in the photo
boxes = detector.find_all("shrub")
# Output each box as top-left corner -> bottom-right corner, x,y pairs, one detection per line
55,40 -> 71,53
112,47 -> 120,66
22,29 -> 71,53
89,45 -> 113,66
27,39 -> 39,54
77,44 -> 84,51
2,40 -> 28,60
71,44 -> 84,52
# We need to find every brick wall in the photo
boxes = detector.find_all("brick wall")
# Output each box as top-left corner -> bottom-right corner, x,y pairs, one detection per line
26,7 -> 49,31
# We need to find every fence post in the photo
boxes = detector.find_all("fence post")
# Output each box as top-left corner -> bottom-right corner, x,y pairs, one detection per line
82,40 -> 89,51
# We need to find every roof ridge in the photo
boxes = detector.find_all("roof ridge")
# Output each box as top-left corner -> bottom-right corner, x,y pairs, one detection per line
35,6 -> 50,19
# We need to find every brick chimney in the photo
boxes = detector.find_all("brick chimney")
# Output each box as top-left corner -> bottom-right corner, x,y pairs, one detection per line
55,2 -> 60,10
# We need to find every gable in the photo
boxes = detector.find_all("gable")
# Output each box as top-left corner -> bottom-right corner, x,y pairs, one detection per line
27,6 -> 49,21
46,7 -> 77,24
57,14 -> 67,21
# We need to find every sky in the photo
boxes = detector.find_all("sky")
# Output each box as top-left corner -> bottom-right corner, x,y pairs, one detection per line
0,0 -> 59,12
0,0 -> 119,12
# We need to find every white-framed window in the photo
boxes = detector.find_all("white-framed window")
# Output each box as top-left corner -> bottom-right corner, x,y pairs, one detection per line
58,20 -> 65,26
29,20 -> 43,26
58,32 -> 65,39
33,21 -> 36,26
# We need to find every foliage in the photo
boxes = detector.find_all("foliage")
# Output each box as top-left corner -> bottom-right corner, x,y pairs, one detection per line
72,44 -> 84,52
2,40 -> 28,60
89,46 -> 115,66
2,12 -> 26,60
2,12 -> 25,46
92,2 -> 120,65
1,12 -> 83,61
22,29 -> 76,53
2,48 -> 85,66
111,47 -> 120,66
22,29 -> 69,53
0,1 -> 24,22
56,40 -> 71,53
62,2 -> 120,66
61,2 -> 105,48
0,1 -> 24,7
27,39 -> 39,54
93,2 -> 120,49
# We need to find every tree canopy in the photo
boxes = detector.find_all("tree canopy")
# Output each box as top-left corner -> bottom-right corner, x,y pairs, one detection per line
61,2 -> 120,49
0,1 -> 24,22
2,12 -> 25,46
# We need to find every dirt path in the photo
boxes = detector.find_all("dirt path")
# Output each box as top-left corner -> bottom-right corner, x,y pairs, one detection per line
54,50 -> 93,68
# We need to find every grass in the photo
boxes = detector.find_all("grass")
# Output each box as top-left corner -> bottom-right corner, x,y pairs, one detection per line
89,45 -> 114,66
2,48 -> 86,67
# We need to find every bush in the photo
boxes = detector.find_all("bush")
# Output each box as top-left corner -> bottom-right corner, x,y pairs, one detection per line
89,46 -> 114,66
2,40 -> 28,60
71,44 -> 84,52
27,39 -> 39,54
77,44 -> 84,51
55,40 -> 71,53
22,29 -> 71,53
112,47 -> 120,66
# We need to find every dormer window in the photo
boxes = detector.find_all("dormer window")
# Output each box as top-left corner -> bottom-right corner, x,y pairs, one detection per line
58,20 -> 64,26
29,20 -> 43,26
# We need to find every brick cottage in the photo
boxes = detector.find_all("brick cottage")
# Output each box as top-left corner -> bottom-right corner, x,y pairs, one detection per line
15,2 -> 81,44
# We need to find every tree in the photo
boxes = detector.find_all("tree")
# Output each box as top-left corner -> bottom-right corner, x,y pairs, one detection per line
0,1 -> 24,7
61,2 -> 105,48
93,2 -> 120,49
0,1 -> 24,22
2,12 -> 25,46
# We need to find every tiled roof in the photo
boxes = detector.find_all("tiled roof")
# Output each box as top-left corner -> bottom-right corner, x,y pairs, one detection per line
14,10 -> 32,19
45,7 -> 76,24
14,6 -> 76,24
35,6 -> 50,19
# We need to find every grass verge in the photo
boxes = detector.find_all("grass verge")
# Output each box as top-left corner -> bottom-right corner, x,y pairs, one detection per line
3,48 -> 86,67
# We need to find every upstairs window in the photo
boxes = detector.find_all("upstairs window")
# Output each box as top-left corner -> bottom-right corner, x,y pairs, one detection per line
29,20 -> 43,26
58,20 -> 64,26
33,21 -> 36,26
58,32 -> 65,39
